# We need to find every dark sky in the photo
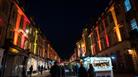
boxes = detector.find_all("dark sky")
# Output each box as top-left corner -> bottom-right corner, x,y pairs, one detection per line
24,0 -> 109,59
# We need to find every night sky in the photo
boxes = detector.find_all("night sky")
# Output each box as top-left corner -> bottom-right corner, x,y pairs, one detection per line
24,0 -> 110,59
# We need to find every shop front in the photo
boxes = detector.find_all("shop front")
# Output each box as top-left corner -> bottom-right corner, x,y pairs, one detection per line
83,57 -> 113,77
2,46 -> 29,77
27,56 -> 47,74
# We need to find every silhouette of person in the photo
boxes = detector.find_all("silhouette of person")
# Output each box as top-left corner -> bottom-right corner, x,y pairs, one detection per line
50,61 -> 60,77
87,64 -> 94,77
61,65 -> 65,77
29,65 -> 33,77
38,65 -> 41,74
40,65 -> 43,74
78,63 -> 87,77
22,65 -> 27,77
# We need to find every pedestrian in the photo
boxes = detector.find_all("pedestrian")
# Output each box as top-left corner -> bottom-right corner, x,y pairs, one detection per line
22,65 -> 27,77
29,65 -> 33,77
87,64 -> 94,77
74,65 -> 78,75
40,65 -> 43,75
61,65 -> 65,77
38,65 -> 41,74
78,63 -> 88,77
50,61 -> 60,77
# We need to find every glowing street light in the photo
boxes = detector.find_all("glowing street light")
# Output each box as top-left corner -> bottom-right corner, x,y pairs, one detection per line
111,56 -> 116,60
25,29 -> 29,34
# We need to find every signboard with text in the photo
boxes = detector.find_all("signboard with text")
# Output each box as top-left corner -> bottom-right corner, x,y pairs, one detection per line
91,57 -> 112,72
84,57 -> 113,72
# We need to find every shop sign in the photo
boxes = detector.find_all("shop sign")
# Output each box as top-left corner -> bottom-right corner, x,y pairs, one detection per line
91,57 -> 112,72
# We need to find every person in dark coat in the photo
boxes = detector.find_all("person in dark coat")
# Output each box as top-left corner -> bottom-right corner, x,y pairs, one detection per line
50,61 -> 60,77
38,65 -> 41,74
22,65 -> 27,77
78,63 -> 87,77
61,65 -> 65,77
40,65 -> 43,75
87,64 -> 94,77
29,65 -> 33,77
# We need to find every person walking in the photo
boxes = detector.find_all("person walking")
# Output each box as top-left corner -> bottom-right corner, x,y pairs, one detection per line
78,63 -> 87,77
40,65 -> 43,75
61,65 -> 65,77
50,61 -> 60,77
29,65 -> 33,77
37,65 -> 41,74
22,65 -> 27,77
87,64 -> 94,77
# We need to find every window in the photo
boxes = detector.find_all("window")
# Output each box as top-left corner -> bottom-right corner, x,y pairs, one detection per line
99,20 -> 104,33
130,18 -> 138,31
124,0 -> 132,12
19,17 -> 23,29
108,12 -> 113,23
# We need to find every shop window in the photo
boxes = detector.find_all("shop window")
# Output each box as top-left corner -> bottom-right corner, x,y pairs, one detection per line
124,0 -> 132,12
130,18 -> 138,31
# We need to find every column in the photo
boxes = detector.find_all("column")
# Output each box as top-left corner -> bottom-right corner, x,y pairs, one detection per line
21,18 -> 28,48
102,16 -> 110,47
109,6 -> 122,42
96,26 -> 102,51
13,11 -> 22,45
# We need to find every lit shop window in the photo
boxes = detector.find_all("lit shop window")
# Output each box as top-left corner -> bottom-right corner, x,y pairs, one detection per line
130,18 -> 138,31
124,0 -> 132,12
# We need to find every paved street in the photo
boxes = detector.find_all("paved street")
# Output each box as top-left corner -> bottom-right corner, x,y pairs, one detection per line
31,70 -> 136,77
32,70 -> 50,77
32,70 -> 77,77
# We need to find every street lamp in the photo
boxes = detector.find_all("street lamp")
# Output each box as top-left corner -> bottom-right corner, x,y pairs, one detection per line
25,29 -> 29,34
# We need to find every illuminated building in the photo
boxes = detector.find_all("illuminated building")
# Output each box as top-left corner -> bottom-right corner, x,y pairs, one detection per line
75,0 -> 138,74
87,0 -> 138,74
1,0 -> 32,76
0,0 -> 52,76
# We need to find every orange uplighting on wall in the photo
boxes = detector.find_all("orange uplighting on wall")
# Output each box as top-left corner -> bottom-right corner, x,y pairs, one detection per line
13,13 -> 21,45
14,2 -> 30,48
102,16 -> 110,47
96,25 -> 102,51
21,20 -> 27,48
82,33 -> 86,56
109,6 -> 122,42
14,2 -> 30,23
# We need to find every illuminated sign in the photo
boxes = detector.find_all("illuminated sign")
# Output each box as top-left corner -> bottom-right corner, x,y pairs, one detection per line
91,57 -> 112,72
84,57 -> 112,72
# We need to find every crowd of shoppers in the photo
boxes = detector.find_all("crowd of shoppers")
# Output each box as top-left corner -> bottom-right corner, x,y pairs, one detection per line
50,61 -> 95,77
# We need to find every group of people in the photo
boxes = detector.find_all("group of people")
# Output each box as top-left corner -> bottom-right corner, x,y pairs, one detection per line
50,61 -> 95,77
28,65 -> 45,77
50,61 -> 65,77
78,63 -> 95,77
38,65 -> 44,75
